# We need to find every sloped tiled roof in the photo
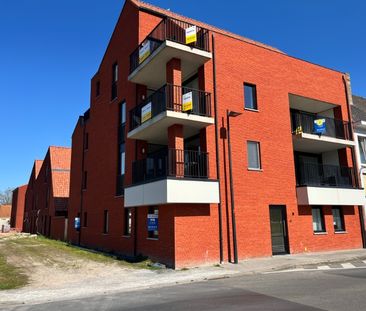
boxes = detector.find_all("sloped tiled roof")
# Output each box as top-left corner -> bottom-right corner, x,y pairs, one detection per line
129,0 -> 284,53
49,146 -> 71,198
0,205 -> 11,218
34,160 -> 43,179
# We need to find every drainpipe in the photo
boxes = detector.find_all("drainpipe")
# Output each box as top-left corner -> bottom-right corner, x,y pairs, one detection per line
212,34 -> 224,263
78,117 -> 86,246
342,73 -> 366,248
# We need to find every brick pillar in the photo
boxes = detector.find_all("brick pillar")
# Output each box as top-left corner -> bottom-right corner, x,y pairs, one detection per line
166,58 -> 182,111
168,124 -> 184,177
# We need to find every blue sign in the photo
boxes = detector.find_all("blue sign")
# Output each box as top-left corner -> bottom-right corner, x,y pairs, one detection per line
147,214 -> 158,231
74,217 -> 80,230
313,118 -> 326,134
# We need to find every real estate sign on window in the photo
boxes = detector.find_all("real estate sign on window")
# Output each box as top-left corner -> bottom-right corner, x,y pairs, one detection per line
313,119 -> 326,134
139,40 -> 151,64
141,102 -> 152,123
185,25 -> 197,44
147,214 -> 158,231
74,217 -> 80,230
182,92 -> 193,112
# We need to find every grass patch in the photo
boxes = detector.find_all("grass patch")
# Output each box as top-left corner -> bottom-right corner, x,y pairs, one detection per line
1,236 -> 159,270
0,254 -> 28,290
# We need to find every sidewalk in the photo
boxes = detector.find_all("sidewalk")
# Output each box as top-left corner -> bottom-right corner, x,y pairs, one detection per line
1,248 -> 366,307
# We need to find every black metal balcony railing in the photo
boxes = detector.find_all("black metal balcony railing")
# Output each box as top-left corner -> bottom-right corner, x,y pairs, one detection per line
296,162 -> 357,188
132,149 -> 209,184
291,111 -> 351,140
129,84 -> 211,131
130,17 -> 210,73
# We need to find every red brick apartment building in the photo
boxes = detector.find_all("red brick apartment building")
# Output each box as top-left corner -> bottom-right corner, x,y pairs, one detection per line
24,146 -> 71,241
68,0 -> 366,268
10,184 -> 28,231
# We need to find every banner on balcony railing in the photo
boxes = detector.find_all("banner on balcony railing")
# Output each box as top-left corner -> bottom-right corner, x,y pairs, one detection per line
185,25 -> 197,44
147,214 -> 158,231
182,92 -> 193,112
313,118 -> 326,134
139,40 -> 151,64
141,102 -> 152,123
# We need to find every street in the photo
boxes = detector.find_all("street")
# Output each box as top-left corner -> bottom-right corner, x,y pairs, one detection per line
5,266 -> 366,311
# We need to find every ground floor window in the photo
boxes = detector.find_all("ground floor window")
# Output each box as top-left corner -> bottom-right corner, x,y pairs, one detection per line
312,207 -> 325,233
332,207 -> 345,232
147,207 -> 159,239
124,208 -> 132,236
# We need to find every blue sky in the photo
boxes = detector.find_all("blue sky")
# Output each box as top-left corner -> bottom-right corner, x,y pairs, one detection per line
0,0 -> 365,190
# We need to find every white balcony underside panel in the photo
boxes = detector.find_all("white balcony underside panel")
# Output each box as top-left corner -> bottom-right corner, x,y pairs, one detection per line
127,110 -> 214,144
124,179 -> 220,207
128,40 -> 212,89
292,133 -> 355,153
297,186 -> 366,206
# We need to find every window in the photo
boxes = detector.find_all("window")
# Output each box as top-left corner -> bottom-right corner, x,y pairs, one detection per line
247,141 -> 261,170
121,101 -> 126,125
96,80 -> 100,97
84,133 -> 89,151
244,83 -> 257,110
312,207 -> 326,233
147,207 -> 159,239
82,171 -> 87,190
117,101 -> 126,196
103,210 -> 109,234
83,212 -> 88,227
111,63 -> 118,100
332,207 -> 345,232
358,137 -> 366,164
124,208 -> 132,236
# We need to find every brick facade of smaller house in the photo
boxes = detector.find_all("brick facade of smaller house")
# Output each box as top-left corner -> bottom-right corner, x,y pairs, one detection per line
23,147 -> 71,240
10,184 -> 28,231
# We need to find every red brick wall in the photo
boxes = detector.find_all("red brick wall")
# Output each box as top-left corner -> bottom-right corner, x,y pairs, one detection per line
11,184 -> 27,231
66,1 -> 362,268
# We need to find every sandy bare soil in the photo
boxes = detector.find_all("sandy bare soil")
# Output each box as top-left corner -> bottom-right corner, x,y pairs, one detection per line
0,234 -> 235,306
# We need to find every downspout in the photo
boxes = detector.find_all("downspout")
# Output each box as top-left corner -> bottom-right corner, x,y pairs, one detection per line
342,73 -> 366,248
212,34 -> 224,263
78,117 -> 86,246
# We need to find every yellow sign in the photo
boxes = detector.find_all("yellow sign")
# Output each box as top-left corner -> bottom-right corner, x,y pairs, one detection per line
139,41 -> 151,64
182,92 -> 193,112
185,25 -> 197,44
141,102 -> 152,123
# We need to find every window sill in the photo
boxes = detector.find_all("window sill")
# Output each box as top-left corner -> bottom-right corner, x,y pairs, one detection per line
313,232 -> 327,235
114,195 -> 125,199
244,108 -> 259,113
102,233 -> 109,236
248,168 -> 263,172
147,238 -> 159,241
334,231 -> 347,234
110,97 -> 118,104
122,235 -> 131,238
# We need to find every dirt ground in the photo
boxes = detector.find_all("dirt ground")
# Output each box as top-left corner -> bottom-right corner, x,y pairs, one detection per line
0,233 -> 235,306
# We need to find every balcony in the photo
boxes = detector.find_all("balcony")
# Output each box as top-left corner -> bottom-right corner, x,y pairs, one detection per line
291,111 -> 355,153
124,149 -> 220,207
295,162 -> 365,205
128,17 -> 212,89
127,84 -> 214,144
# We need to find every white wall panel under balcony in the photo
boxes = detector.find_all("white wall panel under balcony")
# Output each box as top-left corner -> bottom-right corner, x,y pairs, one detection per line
124,179 -> 220,207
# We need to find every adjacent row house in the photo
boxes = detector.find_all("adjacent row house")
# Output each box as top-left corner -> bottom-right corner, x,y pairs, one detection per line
10,184 -> 28,231
23,146 -> 71,241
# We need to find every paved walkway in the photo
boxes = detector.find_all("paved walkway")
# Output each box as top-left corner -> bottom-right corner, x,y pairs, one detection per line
1,248 -> 366,307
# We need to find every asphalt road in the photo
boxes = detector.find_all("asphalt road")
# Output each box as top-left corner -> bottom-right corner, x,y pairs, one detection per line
5,267 -> 366,311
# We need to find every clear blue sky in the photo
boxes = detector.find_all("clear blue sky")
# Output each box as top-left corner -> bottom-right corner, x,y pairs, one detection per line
1,0 -> 365,190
